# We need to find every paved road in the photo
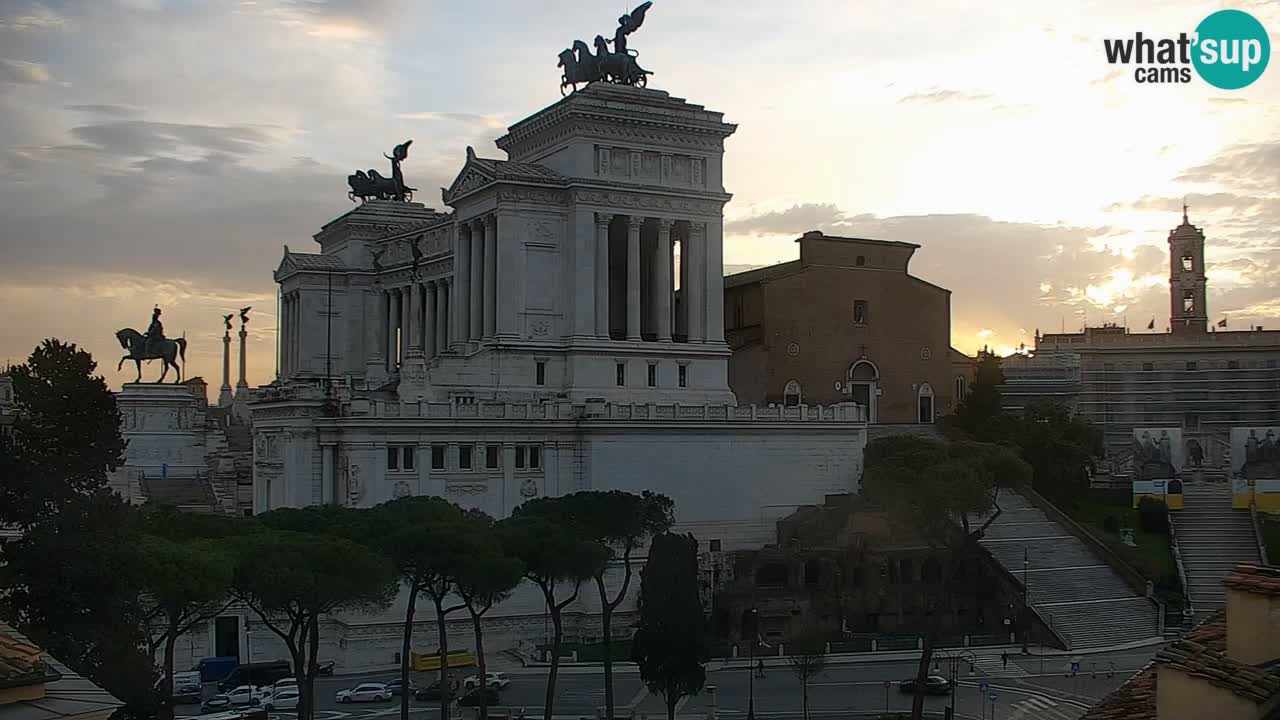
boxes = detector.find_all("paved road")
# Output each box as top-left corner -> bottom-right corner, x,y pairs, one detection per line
179,647 -> 1158,720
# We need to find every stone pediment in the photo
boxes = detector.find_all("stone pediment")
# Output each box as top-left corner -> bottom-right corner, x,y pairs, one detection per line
442,147 -> 567,206
275,246 -> 345,280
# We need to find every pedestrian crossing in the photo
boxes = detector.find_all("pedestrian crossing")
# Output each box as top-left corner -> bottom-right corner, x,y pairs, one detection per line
1004,695 -> 1081,720
968,654 -> 1030,678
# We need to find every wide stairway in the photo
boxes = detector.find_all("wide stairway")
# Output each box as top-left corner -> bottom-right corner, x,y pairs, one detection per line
1171,482 -> 1260,615
980,491 -> 1160,649
142,476 -> 219,513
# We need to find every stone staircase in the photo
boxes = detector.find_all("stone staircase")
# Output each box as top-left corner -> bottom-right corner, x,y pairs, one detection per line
1171,482 -> 1260,615
142,476 -> 220,514
980,491 -> 1161,649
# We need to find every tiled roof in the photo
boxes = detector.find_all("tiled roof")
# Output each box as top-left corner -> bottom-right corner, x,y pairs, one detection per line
1224,564 -> 1280,597
1155,609 -> 1280,704
0,623 -> 51,686
286,253 -> 344,271
471,158 -> 565,184
0,624 -> 121,720
1080,660 -> 1157,720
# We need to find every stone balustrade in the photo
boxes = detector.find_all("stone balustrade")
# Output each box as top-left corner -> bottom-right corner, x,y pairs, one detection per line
341,398 -> 866,423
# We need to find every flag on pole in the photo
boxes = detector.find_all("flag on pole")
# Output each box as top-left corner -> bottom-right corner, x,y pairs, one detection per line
1218,317 -> 1228,328
1147,318 -> 1155,330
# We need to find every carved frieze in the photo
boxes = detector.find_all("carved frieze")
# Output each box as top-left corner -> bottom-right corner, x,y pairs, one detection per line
571,190 -> 724,217
496,188 -> 568,205
446,482 -> 488,495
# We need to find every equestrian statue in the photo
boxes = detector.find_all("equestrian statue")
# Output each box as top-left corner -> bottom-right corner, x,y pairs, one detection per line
559,1 -> 653,94
115,306 -> 187,383
348,139 -> 416,203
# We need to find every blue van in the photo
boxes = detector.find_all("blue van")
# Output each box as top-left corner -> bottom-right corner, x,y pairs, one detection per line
194,657 -> 239,683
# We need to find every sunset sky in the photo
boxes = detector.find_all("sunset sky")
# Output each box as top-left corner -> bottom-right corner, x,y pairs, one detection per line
1,0 -> 1277,389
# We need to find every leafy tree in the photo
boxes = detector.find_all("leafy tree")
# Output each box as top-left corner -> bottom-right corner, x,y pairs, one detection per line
137,534 -> 234,719
501,503 -> 608,720
370,497 -> 474,720
1012,402 -> 1103,499
520,491 -> 674,719
950,350 -> 1009,443
861,435 -> 1031,720
0,492 -> 158,717
454,517 -> 524,720
631,533 -> 708,720
0,339 -> 125,527
231,528 -> 397,720
786,629 -> 827,720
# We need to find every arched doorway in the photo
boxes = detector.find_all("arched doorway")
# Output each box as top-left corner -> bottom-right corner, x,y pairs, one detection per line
783,379 -> 802,407
848,360 -> 879,423
917,382 -> 935,424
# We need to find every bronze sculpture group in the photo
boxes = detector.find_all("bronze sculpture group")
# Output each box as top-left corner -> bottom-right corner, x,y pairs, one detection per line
348,139 -> 416,203
116,306 -> 188,383
559,1 -> 654,94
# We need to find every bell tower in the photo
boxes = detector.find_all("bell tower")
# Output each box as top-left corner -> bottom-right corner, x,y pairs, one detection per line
1169,204 -> 1207,335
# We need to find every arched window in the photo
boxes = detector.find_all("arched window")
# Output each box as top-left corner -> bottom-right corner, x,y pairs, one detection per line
848,360 -> 879,423
954,375 -> 966,402
783,380 -> 802,407
1181,254 -> 1194,272
917,382 -> 935,424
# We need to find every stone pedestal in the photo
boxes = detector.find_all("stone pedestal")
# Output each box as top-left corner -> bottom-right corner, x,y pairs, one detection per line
112,383 -> 214,508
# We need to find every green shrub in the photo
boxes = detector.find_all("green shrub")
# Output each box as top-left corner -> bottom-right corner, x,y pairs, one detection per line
1137,497 -> 1169,534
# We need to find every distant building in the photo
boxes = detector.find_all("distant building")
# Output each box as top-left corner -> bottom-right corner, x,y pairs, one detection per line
723,231 -> 961,425
1081,563 -> 1280,720
1002,213 -> 1280,467
0,369 -> 13,438
0,622 -> 122,720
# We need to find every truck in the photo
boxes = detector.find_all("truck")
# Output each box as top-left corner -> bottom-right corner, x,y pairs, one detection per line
217,660 -> 293,692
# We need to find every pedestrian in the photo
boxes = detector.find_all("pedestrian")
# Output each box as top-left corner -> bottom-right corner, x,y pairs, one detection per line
1001,651 -> 1008,670
757,658 -> 766,678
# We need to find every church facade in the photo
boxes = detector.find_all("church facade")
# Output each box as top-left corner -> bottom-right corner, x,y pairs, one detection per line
241,84 -> 868,671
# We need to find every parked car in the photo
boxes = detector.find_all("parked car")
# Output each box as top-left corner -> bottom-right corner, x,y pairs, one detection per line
218,662 -> 293,693
898,675 -> 952,695
457,687 -> 501,707
224,685 -> 266,706
262,678 -> 296,699
462,672 -> 510,690
200,695 -> 233,714
262,687 -> 300,712
335,683 -> 391,703
315,660 -> 336,676
383,678 -> 416,696
413,681 -> 456,702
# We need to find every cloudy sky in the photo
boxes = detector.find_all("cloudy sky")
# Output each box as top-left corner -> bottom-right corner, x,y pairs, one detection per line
2,0 -> 1278,389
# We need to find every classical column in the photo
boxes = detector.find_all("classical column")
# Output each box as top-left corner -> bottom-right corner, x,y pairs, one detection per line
236,320 -> 249,393
408,282 -> 424,352
705,220 -> 726,343
219,328 -> 233,405
687,224 -> 706,342
482,215 -> 497,339
626,215 -> 643,341
386,288 -> 399,370
595,213 -> 612,338
655,219 -> 674,342
284,294 -> 294,374
454,224 -> 471,349
321,444 -> 335,505
469,219 -> 484,341
365,286 -> 385,379
437,279 -> 450,351
423,281 -> 437,360
399,286 -> 411,364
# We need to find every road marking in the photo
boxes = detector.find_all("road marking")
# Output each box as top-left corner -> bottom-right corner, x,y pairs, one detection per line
624,686 -> 649,709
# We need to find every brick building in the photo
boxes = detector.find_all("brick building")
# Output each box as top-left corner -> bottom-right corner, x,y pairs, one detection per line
723,231 -> 959,424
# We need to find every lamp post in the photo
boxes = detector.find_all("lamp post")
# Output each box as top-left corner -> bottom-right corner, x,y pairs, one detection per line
746,608 -> 757,720
931,648 -> 977,720
1022,548 -> 1030,653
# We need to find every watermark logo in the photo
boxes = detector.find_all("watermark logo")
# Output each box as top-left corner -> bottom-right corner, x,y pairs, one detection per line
1103,9 -> 1270,88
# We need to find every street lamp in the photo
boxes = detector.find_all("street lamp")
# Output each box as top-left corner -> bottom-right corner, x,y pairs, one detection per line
931,648 -> 977,720
746,608 -> 757,720
1022,548 -> 1030,653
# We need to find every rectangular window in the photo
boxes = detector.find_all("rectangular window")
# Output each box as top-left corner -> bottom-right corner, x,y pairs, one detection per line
678,365 -> 687,388
1142,362 -> 1154,372
386,447 -> 398,471
1228,360 -> 1239,370
535,361 -> 546,386
530,445 -> 541,469
431,445 -> 445,470
486,445 -> 500,469
616,362 -> 625,386
515,446 -> 526,470
853,300 -> 868,325
459,445 -> 472,470
1186,361 -> 1197,371
402,446 -> 415,471
647,364 -> 657,388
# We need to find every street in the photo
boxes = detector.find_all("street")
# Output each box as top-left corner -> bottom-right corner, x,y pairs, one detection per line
180,646 -> 1157,720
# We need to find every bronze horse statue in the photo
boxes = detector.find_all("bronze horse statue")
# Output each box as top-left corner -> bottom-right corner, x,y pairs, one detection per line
115,328 -> 187,383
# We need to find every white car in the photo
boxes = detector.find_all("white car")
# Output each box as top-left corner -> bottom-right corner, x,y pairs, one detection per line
262,687 -> 300,711
462,672 -> 510,690
335,683 -> 391,703
223,685 -> 266,706
263,678 -> 297,699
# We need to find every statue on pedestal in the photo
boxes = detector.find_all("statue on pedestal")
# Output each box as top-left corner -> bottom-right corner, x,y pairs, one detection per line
558,2 -> 653,94
348,140 -> 416,203
115,306 -> 187,383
